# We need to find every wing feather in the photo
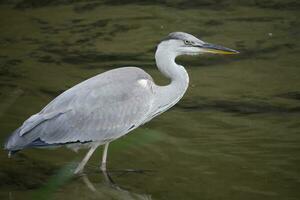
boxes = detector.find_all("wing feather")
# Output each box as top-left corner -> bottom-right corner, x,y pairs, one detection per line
19,110 -> 71,136
5,67 -> 155,150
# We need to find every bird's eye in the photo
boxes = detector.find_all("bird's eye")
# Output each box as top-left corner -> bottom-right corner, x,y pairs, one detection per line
184,40 -> 191,45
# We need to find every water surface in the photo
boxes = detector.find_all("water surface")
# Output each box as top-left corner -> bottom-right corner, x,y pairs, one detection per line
0,0 -> 299,199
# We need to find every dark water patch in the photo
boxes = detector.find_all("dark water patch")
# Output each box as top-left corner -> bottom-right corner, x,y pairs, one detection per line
73,1 -> 102,12
235,40 -> 246,49
104,0 -> 160,5
227,16 -> 284,22
287,122 -> 300,129
175,0 -> 230,10
204,19 -> 224,26
33,23 -> 61,35
103,0 -> 167,6
253,0 -> 300,10
41,28 -> 60,35
254,39 -> 267,49
32,16 -> 109,36
0,59 -> 23,78
14,0 -> 78,9
0,82 -> 18,88
34,23 -> 60,35
7,0 -> 230,10
31,17 -> 49,25
103,0 -> 231,10
37,55 -> 60,64
38,43 -> 68,56
71,18 -> 84,24
78,19 -> 109,28
0,154 -> 55,190
62,19 -> 109,34
21,37 -> 43,45
0,55 -> 8,59
128,16 -> 158,21
289,20 -> 300,37
61,52 -> 150,65
29,46 -> 61,64
9,0 -> 300,11
0,83 -> 19,96
31,18 -> 55,34
177,98 -> 300,114
192,30 -> 215,38
0,0 -> 15,6
71,19 -> 109,33
36,42 -> 153,64
88,32 -> 106,41
74,37 -> 92,44
40,88 -> 66,97
276,91 -> 300,101
2,59 -> 22,66
109,24 -> 140,36
238,43 -> 296,59
0,38 -> 17,46
31,39 -> 296,69
231,43 -> 296,62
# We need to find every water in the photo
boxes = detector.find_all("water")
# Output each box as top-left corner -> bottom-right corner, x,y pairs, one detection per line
0,0 -> 299,199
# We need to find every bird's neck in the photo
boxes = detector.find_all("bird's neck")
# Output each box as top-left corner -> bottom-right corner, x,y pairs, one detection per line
154,44 -> 189,108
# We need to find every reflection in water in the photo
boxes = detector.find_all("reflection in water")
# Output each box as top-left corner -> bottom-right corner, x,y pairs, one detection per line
80,170 -> 153,200
12,162 -> 154,200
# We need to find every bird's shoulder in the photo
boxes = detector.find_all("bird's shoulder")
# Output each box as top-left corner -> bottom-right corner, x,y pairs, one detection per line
69,66 -> 153,92
41,67 -> 154,113
78,66 -> 153,87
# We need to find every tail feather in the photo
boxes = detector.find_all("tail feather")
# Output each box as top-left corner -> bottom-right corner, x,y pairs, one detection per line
4,127 -> 32,152
4,127 -> 58,154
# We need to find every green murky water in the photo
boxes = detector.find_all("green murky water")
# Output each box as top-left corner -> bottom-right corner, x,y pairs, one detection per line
0,0 -> 299,199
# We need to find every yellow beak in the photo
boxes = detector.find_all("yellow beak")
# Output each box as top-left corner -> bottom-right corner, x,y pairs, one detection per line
201,43 -> 239,55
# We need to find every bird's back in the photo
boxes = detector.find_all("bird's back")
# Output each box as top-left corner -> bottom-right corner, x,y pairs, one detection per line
5,67 -> 155,152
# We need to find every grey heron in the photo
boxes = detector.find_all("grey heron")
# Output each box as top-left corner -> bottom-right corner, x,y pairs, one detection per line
4,32 -> 238,174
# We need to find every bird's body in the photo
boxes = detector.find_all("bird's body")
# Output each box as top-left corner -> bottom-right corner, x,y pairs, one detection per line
4,32 -> 238,173
6,67 -> 157,151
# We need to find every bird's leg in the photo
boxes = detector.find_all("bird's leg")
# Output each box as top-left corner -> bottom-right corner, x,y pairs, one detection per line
100,142 -> 110,171
74,143 -> 100,174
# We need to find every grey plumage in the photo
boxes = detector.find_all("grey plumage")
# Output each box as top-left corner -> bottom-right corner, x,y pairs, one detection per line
5,67 -> 154,150
4,32 -> 238,173
161,32 -> 204,43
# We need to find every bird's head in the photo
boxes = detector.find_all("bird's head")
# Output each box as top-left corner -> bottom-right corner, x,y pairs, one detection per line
158,32 -> 239,56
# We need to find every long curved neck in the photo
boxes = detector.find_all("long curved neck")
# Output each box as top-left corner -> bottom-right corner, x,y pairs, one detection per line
154,43 -> 189,109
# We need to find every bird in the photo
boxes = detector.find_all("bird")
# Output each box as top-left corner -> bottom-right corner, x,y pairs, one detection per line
4,32 -> 239,174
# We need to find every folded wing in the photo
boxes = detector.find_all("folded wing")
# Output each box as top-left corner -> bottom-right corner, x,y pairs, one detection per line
5,67 -> 155,151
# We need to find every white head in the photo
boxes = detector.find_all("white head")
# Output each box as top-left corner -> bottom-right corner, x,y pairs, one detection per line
157,32 -> 239,57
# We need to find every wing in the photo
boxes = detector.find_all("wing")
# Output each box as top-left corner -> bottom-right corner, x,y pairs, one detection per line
5,67 -> 155,150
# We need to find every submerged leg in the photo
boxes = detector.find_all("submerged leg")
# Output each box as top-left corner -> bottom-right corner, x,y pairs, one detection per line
74,143 -> 100,174
100,142 -> 110,171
